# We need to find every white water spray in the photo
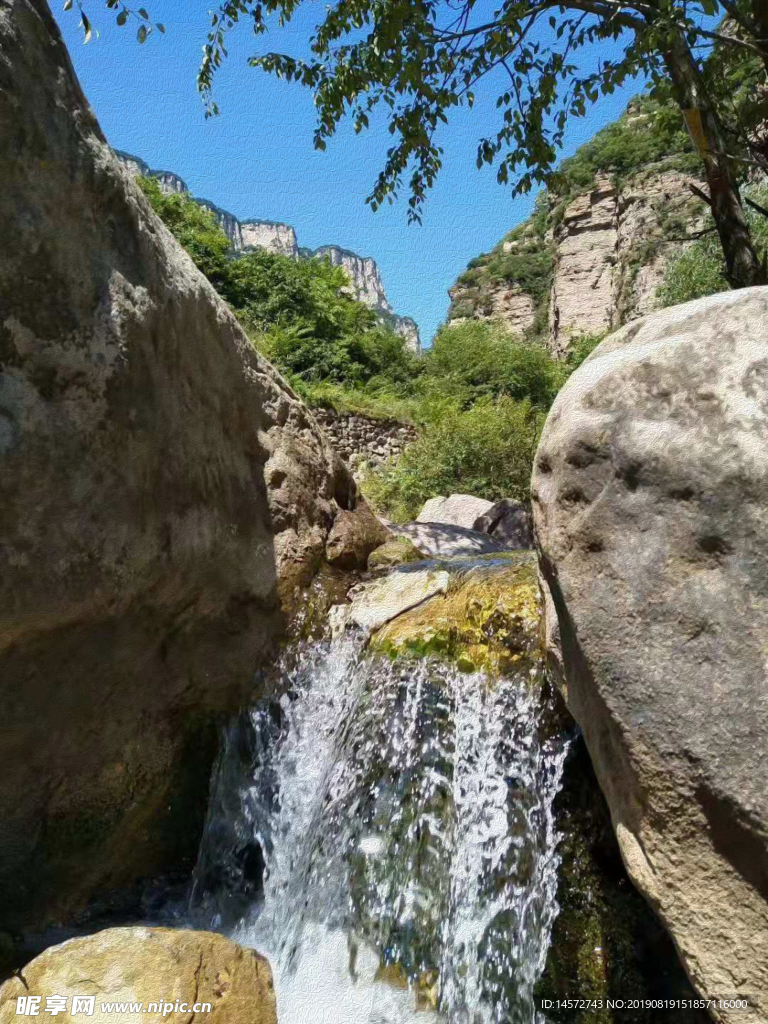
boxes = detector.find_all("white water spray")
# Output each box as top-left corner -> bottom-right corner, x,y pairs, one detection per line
192,632 -> 568,1024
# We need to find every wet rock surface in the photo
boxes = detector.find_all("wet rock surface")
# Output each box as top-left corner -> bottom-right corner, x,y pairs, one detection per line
388,522 -> 509,558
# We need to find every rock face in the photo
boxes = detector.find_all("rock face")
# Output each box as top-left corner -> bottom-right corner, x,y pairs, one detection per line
417,494 -> 494,529
473,500 -> 532,549
532,287 -> 768,1022
117,155 -> 420,351
315,244 -> 390,309
447,279 -> 536,334
446,92 -> 713,358
241,219 -> 299,257
0,0 -> 356,932
0,928 -> 277,1024
548,170 -> 698,357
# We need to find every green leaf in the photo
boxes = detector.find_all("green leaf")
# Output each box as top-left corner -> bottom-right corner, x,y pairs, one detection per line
116,9 -> 128,26
63,0 -> 73,10
137,24 -> 148,43
138,8 -> 149,19
156,22 -> 165,33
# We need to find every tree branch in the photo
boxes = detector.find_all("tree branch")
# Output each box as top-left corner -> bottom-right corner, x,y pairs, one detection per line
745,196 -> 768,220
688,181 -> 713,208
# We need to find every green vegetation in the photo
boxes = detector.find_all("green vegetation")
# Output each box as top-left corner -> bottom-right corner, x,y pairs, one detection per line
423,320 -> 566,409
359,318 -> 604,521
658,184 -> 768,309
191,0 -> 768,285
139,173 -> 597,520
551,91 -> 697,203
138,177 -> 420,403
361,397 -> 544,522
449,90 -> 702,326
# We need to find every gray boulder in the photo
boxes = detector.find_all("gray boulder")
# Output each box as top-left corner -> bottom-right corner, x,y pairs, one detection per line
416,493 -> 493,528
473,499 -> 532,548
532,287 -> 768,1023
0,0 -> 354,932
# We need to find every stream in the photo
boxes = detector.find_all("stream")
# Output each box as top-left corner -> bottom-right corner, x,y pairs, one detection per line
189,600 -> 570,1024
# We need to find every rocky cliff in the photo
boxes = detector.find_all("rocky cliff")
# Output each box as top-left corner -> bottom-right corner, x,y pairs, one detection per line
0,0 -> 359,933
118,152 -> 420,352
447,96 -> 706,356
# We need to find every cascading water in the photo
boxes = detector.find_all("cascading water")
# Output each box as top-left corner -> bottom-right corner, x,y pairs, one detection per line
190,625 -> 569,1024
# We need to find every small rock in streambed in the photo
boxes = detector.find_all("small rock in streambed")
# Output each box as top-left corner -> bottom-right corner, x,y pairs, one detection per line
367,537 -> 426,569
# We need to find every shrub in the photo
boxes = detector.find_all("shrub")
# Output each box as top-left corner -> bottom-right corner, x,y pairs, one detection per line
657,185 -> 768,309
361,397 -> 544,523
138,175 -> 418,389
423,321 -> 565,409
137,176 -> 231,289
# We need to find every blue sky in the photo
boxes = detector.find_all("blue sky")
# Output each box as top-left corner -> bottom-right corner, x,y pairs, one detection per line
55,1 -> 646,343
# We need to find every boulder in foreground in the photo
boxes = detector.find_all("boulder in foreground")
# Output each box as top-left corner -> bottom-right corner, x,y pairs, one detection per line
0,928 -> 276,1024
532,287 -> 768,1023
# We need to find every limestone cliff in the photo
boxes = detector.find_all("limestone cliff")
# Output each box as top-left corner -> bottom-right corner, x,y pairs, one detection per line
117,152 -> 420,352
447,96 -> 706,356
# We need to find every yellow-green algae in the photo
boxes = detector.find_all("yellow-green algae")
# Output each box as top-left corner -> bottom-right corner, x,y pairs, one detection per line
370,552 -> 542,676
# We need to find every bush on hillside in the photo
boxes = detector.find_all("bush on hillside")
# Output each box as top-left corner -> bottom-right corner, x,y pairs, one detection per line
657,185 -> 768,309
361,397 -> 543,523
137,175 -> 418,389
423,321 -> 565,409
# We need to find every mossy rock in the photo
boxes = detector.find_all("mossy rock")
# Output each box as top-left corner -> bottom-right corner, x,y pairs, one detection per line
370,553 -> 541,675
368,538 -> 425,569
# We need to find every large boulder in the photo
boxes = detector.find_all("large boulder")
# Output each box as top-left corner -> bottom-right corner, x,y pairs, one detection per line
0,0 -> 354,931
367,536 -> 425,569
0,928 -> 276,1024
325,501 -> 391,569
416,493 -> 493,528
473,499 -> 532,548
532,288 -> 768,1022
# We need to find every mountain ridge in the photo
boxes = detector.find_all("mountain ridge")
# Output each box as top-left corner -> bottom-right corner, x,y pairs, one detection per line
116,149 -> 421,354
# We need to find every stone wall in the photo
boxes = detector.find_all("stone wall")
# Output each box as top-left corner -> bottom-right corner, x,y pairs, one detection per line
314,408 -> 418,476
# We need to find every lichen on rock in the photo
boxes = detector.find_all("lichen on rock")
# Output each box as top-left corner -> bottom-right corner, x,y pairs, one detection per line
370,553 -> 541,675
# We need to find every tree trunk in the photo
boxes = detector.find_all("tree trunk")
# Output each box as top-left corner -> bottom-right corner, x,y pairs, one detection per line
664,40 -> 766,288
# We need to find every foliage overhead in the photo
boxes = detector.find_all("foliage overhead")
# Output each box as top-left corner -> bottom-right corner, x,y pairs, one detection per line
72,2 -> 767,226
188,0 -> 768,225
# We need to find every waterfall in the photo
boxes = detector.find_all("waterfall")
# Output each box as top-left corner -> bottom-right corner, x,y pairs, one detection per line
191,631 -> 569,1024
